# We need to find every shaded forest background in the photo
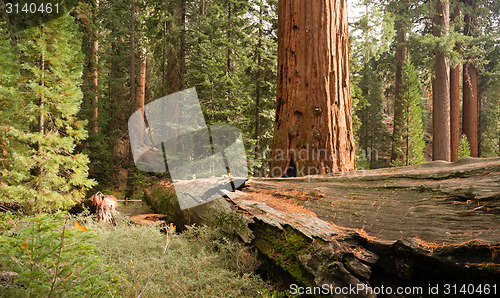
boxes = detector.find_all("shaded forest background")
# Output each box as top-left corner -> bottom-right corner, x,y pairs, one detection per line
0,0 -> 499,212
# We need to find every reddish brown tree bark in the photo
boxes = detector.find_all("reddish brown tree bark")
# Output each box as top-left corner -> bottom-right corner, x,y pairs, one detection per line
462,63 -> 478,156
450,3 -> 460,161
391,24 -> 407,163
269,0 -> 356,177
137,47 -> 147,115
462,0 -> 478,157
432,0 -> 451,161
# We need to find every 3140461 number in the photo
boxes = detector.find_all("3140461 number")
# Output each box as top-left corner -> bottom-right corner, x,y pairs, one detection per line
443,284 -> 497,295
5,2 -> 59,14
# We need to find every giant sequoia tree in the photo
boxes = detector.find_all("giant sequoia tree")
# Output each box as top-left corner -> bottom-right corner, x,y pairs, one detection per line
268,0 -> 356,177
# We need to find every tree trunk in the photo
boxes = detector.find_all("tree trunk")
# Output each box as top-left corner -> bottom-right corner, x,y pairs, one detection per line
137,47 -> 147,115
126,0 -> 136,199
391,24 -> 407,163
179,0 -> 186,90
432,0 -> 451,161
199,0 -> 206,45
254,0 -> 263,176
463,63 -> 478,156
166,1 -> 185,94
37,29 -> 45,197
450,3 -> 460,161
269,0 -> 356,177
91,0 -> 99,134
462,0 -> 478,157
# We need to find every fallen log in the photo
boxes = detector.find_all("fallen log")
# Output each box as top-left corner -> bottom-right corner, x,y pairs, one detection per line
182,157 -> 500,295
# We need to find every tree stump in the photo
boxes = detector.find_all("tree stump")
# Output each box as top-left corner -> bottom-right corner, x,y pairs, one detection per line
90,192 -> 118,224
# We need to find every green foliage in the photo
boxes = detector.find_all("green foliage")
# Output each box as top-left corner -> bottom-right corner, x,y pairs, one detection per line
131,0 -> 278,178
75,212 -> 272,297
391,60 -> 426,167
458,134 -> 472,159
480,57 -> 500,157
0,21 -> 23,194
74,0 -> 131,188
350,0 -> 395,64
1,210 -> 275,297
0,13 -> 96,212
0,212 -> 120,296
350,1 -> 395,169
356,62 -> 391,168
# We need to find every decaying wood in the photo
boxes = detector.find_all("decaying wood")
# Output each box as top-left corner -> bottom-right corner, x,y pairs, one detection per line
130,214 -> 168,226
90,192 -> 118,224
182,157 -> 499,291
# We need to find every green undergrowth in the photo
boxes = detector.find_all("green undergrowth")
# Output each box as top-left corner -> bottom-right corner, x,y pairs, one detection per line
1,210 -> 286,297
0,212 -> 121,297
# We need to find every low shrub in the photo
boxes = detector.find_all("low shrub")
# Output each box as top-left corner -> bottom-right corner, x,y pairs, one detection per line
1,210 -> 287,297
82,211 -> 272,297
0,211 -> 121,297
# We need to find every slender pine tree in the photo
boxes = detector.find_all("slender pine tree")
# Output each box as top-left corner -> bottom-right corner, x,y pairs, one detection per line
391,60 -> 426,166
2,14 -> 96,212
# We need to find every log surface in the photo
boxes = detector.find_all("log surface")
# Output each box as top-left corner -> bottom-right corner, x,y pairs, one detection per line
222,157 -> 499,292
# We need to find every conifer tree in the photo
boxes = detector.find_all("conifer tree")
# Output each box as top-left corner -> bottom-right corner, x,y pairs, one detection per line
350,0 -> 394,169
392,60 -> 426,166
358,63 -> 391,168
1,14 -> 96,211
432,0 -> 451,161
247,0 -> 278,176
458,134 -> 472,159
95,0 -> 132,185
0,20 -> 25,202
73,0 -> 112,187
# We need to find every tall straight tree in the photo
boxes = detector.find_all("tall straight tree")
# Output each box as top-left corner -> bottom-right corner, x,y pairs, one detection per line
462,0 -> 478,156
1,14 -> 95,211
254,0 -> 264,174
432,0 -> 451,161
269,0 -> 356,177
391,60 -> 426,166
126,0 -> 137,199
449,1 -> 460,161
166,0 -> 186,94
391,1 -> 409,163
